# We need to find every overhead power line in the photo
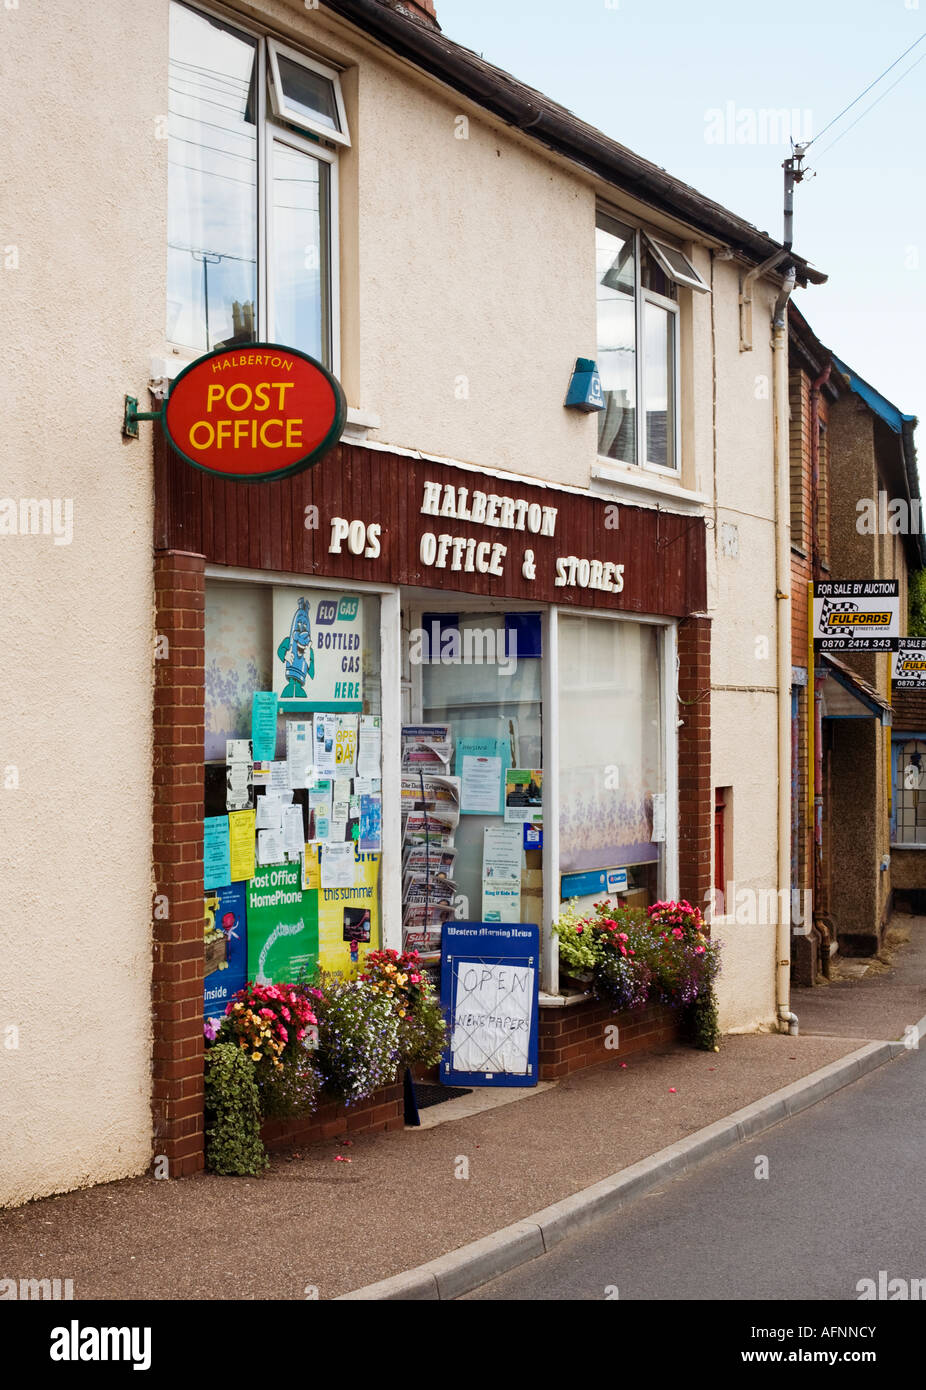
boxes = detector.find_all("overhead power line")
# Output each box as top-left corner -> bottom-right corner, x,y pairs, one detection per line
807,30 -> 925,148
814,50 -> 926,160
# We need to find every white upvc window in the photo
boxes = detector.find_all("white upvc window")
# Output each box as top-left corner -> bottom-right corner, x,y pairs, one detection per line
596,213 -> 703,474
167,1 -> 349,368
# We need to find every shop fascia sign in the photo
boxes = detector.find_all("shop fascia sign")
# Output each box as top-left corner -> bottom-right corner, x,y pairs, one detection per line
123,344 -> 346,483
812,580 -> 900,652
329,478 -> 628,597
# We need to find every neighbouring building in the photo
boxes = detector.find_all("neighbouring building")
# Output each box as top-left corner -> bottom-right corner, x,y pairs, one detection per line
2,0 -> 825,1201
788,304 -> 923,984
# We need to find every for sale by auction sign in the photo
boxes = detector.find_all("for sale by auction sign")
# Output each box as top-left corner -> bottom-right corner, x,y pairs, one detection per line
164,343 -> 346,482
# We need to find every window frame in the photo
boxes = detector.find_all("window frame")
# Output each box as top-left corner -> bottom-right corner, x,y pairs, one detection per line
643,232 -> 710,294
596,210 -> 685,476
266,37 -> 351,147
167,0 -> 344,372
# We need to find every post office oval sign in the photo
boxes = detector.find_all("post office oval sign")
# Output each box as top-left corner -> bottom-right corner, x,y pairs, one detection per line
164,344 -> 347,482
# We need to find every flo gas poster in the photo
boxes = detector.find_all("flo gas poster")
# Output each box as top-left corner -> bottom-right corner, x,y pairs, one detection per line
304,844 -> 380,972
272,589 -> 363,712
246,861 -> 318,983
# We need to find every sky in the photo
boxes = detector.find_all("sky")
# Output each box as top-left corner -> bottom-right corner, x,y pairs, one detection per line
437,0 -> 926,430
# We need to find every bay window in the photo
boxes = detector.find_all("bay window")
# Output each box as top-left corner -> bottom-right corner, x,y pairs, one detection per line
167,2 -> 347,366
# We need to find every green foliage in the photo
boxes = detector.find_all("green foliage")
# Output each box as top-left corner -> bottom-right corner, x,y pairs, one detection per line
684,985 -> 721,1051
257,1042 -> 321,1120
203,1043 -> 269,1177
909,568 -> 926,639
400,987 -> 447,1067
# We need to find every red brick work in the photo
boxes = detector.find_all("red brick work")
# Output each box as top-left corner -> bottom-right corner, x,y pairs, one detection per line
152,549 -> 207,1177
261,1082 -> 405,1152
677,615 -> 712,911
539,999 -> 680,1080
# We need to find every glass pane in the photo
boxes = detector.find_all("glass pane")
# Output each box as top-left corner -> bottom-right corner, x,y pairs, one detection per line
596,221 -> 637,463
278,53 -> 340,132
272,144 -> 327,361
416,612 -> 544,938
558,616 -> 664,909
167,2 -> 258,352
644,300 -> 676,469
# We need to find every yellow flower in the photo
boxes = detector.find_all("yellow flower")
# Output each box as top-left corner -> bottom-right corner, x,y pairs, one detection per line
252,1051 -> 262,1061
396,974 -> 408,987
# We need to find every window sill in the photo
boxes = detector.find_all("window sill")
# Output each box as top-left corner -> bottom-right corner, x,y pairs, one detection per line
591,459 -> 707,512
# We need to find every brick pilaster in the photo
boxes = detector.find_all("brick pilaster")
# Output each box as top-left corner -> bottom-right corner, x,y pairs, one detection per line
152,549 -> 206,1177
677,615 -> 712,912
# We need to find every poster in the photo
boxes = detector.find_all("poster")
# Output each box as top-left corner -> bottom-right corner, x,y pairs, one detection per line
226,739 -> 254,811
458,737 -> 509,814
204,882 -> 247,1022
304,845 -> 380,972
286,720 -> 314,789
504,769 -> 543,825
273,589 -> 364,711
203,816 -> 231,890
321,841 -> 356,889
357,715 -> 382,778
335,715 -> 358,779
440,923 -> 539,1087
482,881 -> 522,923
228,808 -> 256,881
359,793 -> 382,851
313,713 -> 338,776
251,691 -> 279,762
246,862 -> 318,983
483,824 -> 522,881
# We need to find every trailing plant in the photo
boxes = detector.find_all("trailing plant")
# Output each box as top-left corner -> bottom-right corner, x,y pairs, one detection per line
312,970 -> 402,1105
358,948 -> 448,1066
215,980 -> 322,1120
684,985 -> 722,1051
203,1042 -> 269,1177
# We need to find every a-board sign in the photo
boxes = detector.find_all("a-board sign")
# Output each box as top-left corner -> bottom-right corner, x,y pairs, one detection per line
440,922 -> 539,1088
892,638 -> 926,688
163,343 -> 346,483
812,580 -> 899,652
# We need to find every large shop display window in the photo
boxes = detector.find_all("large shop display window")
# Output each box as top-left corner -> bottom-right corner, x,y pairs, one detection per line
401,609 -> 544,956
558,614 -> 666,910
203,580 -> 382,1026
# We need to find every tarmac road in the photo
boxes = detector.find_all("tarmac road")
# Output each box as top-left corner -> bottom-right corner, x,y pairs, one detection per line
465,1041 -> 926,1301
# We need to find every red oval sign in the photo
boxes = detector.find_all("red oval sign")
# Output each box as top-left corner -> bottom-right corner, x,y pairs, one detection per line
164,344 -> 346,482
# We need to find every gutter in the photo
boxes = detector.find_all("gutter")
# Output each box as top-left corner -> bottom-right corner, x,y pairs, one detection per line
321,0 -> 827,283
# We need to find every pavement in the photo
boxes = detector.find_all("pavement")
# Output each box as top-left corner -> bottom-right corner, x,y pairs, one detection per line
2,915 -> 923,1302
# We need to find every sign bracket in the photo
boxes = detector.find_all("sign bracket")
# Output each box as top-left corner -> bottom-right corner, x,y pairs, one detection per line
123,395 -> 165,440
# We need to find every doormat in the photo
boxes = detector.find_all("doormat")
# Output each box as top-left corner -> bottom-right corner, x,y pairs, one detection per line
414,1083 -> 473,1110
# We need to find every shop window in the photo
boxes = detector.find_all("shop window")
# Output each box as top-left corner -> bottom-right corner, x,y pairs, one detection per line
203,580 -> 383,1017
167,2 -> 346,363
558,614 -> 666,909
596,214 -> 700,473
401,609 -> 544,957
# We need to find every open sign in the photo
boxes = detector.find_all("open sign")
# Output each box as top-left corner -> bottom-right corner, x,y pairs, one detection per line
164,344 -> 346,482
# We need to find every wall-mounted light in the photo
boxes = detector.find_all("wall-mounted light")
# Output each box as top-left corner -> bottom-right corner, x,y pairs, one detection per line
565,357 -> 605,413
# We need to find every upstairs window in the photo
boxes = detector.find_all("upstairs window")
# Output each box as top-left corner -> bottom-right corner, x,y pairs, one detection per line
167,2 -> 349,365
596,216 -> 706,473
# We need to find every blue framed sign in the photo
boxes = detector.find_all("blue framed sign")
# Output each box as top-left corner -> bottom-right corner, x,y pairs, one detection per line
440,922 -> 540,1088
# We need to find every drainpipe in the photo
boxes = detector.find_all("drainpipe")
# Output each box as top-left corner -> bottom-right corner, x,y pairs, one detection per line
809,366 -> 832,974
773,264 -> 799,1034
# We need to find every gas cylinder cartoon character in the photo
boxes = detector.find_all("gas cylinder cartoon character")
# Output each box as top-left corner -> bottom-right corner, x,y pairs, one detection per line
278,597 -> 315,697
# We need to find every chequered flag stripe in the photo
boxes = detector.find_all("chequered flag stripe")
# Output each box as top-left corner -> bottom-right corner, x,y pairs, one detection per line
819,597 -> 859,633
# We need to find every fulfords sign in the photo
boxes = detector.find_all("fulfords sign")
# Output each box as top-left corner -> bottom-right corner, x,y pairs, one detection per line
164,344 -> 346,482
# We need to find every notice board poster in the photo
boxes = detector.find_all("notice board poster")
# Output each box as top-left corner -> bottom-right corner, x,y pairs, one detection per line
440,922 -> 539,1088
246,861 -> 319,983
272,588 -> 364,712
204,882 -> 247,1023
304,843 -> 381,972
